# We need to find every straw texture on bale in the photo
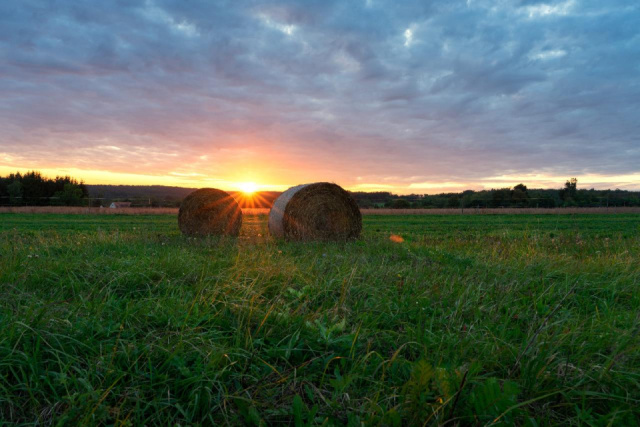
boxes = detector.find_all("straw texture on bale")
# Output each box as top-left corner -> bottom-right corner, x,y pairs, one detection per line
178,188 -> 242,236
268,182 -> 362,240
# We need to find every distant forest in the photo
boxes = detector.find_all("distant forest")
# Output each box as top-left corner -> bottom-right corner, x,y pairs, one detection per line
353,180 -> 640,208
1,172 -> 639,208
0,171 -> 89,206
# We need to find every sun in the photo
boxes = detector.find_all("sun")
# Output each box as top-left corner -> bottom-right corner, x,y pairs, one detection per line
239,182 -> 258,194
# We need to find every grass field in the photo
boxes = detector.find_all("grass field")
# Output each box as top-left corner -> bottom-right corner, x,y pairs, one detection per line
2,206 -> 640,216
1,213 -> 639,425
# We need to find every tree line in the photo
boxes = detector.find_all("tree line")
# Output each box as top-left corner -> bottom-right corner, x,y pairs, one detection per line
351,179 -> 640,208
2,172 -> 639,209
0,171 -> 88,206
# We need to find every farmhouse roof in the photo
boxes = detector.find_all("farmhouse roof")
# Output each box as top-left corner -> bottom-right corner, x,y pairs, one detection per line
110,202 -> 132,208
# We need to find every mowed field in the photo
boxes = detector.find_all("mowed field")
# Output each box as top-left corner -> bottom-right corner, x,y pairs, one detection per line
1,213 -> 639,425
2,206 -> 640,216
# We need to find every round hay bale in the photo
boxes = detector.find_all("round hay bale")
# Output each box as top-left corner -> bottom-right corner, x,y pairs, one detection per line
268,182 -> 362,241
178,188 -> 242,236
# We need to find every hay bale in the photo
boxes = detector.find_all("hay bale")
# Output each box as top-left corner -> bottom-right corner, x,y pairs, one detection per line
178,188 -> 242,236
268,182 -> 362,240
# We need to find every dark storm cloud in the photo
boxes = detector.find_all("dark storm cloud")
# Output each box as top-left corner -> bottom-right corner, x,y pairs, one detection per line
0,0 -> 638,187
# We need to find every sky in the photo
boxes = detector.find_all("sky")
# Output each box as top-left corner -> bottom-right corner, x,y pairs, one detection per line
1,0 -> 639,194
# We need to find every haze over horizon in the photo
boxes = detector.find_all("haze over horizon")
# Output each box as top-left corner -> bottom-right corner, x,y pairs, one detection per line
1,0 -> 639,194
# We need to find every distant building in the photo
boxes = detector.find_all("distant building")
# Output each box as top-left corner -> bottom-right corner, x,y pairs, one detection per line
109,202 -> 132,208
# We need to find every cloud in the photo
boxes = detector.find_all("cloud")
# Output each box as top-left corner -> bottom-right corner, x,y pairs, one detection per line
0,0 -> 638,192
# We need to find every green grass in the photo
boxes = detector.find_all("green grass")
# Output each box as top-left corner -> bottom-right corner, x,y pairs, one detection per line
1,213 -> 639,425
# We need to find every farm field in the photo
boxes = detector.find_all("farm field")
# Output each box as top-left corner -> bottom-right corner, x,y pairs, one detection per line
1,213 -> 639,425
2,206 -> 640,216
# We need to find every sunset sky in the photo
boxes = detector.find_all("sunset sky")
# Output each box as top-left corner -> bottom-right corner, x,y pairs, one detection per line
1,0 -> 639,193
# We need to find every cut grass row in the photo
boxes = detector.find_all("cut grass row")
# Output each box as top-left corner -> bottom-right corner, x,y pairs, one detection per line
1,206 -> 639,216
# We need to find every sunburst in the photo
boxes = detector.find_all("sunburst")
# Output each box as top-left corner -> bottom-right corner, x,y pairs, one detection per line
239,182 -> 258,194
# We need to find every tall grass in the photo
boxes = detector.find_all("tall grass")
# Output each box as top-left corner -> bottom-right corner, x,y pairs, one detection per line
0,213 -> 638,424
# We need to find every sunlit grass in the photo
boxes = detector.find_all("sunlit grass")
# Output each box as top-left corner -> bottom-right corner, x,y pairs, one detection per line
0,213 -> 638,424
